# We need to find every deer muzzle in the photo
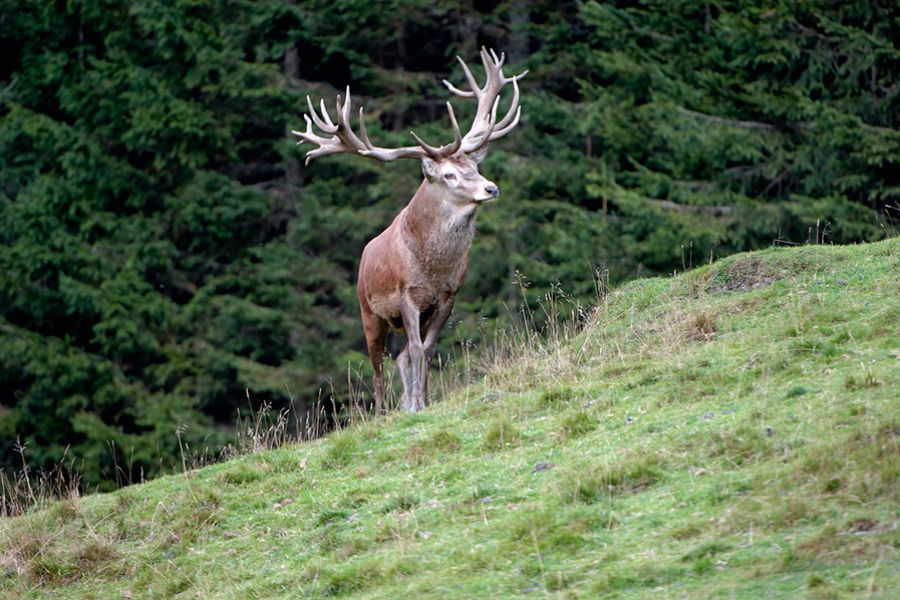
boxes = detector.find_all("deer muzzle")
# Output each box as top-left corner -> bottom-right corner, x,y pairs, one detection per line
475,182 -> 500,203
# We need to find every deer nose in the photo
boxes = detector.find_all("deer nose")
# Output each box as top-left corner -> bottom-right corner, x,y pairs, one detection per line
485,185 -> 499,198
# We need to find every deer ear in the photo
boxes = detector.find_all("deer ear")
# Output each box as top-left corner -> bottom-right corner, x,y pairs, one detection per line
468,145 -> 489,165
421,157 -> 439,181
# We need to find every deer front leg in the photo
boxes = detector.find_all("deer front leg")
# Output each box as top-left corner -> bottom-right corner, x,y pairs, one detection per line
399,298 -> 426,413
396,345 -> 412,411
418,297 -> 455,411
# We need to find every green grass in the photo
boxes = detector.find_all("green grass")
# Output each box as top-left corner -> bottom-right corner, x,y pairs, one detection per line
2,239 -> 898,598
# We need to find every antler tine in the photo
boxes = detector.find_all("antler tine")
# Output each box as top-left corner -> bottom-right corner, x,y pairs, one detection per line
319,98 -> 336,129
341,86 -> 352,123
442,79 -> 475,98
335,87 -> 371,151
290,116 -> 312,145
487,105 -> 521,142
450,47 -> 526,153
456,55 -> 481,97
292,114 -> 327,143
462,96 -> 501,152
409,102 -> 463,159
481,95 -> 501,144
291,114 -> 339,166
492,77 -> 520,131
408,130 -> 440,157
357,107 -> 374,150
446,102 -> 463,148
491,48 -> 505,68
306,95 -> 337,134
479,47 -> 495,86
354,106 -> 415,161
335,93 -> 343,124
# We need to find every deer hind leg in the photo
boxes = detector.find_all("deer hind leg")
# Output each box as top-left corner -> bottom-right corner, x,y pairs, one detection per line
398,298 -> 426,412
362,312 -> 389,416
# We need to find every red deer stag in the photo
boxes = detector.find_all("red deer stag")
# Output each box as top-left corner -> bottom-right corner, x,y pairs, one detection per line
292,48 -> 526,414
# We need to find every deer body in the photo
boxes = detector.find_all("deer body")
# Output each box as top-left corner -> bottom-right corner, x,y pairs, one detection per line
358,156 -> 497,411
360,189 -> 474,324
358,188 -> 475,331
293,48 -> 524,414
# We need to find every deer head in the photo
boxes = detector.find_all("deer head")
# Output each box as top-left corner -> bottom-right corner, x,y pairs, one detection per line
291,47 -> 527,203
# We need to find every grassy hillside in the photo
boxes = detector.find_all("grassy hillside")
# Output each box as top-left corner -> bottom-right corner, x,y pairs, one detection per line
2,239 -> 898,599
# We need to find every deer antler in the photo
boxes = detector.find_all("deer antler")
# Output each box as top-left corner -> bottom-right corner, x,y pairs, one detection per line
293,48 -> 526,165
292,88 -> 461,165
443,47 -> 528,154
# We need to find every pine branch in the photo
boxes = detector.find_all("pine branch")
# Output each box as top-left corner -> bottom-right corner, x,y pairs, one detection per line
650,199 -> 733,217
675,106 -> 777,131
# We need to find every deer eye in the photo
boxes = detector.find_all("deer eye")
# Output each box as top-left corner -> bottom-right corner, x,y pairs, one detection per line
443,173 -> 455,180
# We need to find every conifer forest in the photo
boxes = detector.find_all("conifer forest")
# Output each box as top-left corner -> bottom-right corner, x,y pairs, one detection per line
1,1 -> 897,488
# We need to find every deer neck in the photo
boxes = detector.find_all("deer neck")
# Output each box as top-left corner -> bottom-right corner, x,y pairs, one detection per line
402,181 -> 478,274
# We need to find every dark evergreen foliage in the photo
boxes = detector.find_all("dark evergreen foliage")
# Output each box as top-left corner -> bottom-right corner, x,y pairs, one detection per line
1,0 -> 896,487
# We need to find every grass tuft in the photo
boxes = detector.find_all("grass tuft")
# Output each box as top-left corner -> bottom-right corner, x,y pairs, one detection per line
481,417 -> 522,450
679,310 -> 717,341
322,430 -> 359,468
564,453 -> 667,503
428,428 -> 462,452
558,410 -> 596,439
537,385 -> 577,409
382,493 -> 420,513
220,465 -> 262,485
